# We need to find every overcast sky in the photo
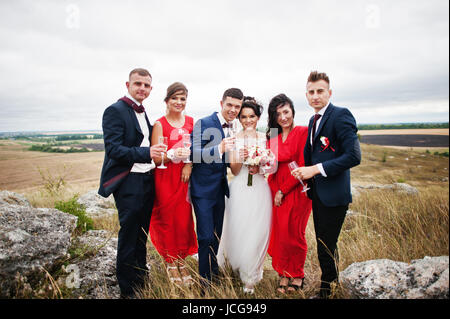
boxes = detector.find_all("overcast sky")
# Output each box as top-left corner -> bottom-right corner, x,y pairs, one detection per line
0,0 -> 448,132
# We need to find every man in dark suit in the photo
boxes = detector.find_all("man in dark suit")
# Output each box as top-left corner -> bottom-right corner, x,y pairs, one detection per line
292,71 -> 361,298
190,88 -> 243,287
98,68 -> 165,298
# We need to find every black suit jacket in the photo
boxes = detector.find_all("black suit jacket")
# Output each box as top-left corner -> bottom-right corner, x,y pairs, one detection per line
304,103 -> 361,207
98,99 -> 153,197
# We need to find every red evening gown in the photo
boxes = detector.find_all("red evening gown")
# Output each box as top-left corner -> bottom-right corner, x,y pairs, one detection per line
149,115 -> 198,263
267,126 -> 312,278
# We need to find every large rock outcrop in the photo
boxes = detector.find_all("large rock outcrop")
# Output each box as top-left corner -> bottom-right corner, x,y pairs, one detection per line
57,230 -> 121,299
340,256 -> 449,299
76,190 -> 116,219
0,192 -> 78,297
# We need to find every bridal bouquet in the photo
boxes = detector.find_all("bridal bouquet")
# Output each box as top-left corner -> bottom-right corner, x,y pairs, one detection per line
243,144 -> 271,186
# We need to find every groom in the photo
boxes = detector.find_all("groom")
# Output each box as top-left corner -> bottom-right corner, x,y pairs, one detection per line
292,71 -> 361,298
190,88 -> 243,286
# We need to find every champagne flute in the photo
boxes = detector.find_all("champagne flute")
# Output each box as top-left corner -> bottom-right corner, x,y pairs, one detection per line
158,136 -> 168,169
182,133 -> 191,163
228,121 -> 238,151
288,161 -> 310,193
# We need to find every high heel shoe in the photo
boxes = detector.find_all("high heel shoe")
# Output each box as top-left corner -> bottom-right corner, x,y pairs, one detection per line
167,265 -> 182,284
287,277 -> 305,292
179,265 -> 194,286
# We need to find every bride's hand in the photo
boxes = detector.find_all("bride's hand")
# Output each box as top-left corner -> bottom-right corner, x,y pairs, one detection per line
248,165 -> 259,175
238,147 -> 249,162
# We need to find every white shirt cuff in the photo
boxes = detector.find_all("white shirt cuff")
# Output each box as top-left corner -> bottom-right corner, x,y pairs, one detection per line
317,163 -> 327,177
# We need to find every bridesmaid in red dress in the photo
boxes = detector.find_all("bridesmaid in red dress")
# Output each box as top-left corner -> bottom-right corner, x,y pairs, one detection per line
266,94 -> 312,293
150,82 -> 197,286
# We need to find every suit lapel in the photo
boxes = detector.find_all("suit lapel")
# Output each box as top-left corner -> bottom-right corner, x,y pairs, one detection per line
128,107 -> 143,136
212,112 -> 225,139
145,113 -> 152,143
313,103 -> 334,144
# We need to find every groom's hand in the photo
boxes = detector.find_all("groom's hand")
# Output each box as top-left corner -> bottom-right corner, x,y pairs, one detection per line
220,137 -> 235,154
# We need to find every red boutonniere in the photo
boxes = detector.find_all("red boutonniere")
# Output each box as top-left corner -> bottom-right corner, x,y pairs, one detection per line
319,136 -> 335,152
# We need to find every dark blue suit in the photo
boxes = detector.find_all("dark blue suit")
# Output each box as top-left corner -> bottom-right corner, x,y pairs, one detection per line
98,99 -> 155,297
304,103 -> 361,297
190,112 -> 229,283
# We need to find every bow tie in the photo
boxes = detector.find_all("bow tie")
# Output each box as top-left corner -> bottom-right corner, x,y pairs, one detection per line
119,96 -> 145,113
222,123 -> 230,128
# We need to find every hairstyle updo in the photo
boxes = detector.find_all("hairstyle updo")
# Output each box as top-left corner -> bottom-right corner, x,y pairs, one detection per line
164,82 -> 188,102
238,96 -> 263,118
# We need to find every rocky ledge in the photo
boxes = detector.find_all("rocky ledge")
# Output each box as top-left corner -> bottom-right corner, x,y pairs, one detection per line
340,256 -> 449,299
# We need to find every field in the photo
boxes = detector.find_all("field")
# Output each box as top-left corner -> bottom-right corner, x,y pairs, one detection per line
0,129 -> 448,299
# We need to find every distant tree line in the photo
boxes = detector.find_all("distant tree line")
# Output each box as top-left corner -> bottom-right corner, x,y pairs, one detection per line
55,134 -> 103,141
9,133 -> 103,141
358,123 -> 448,130
28,144 -> 91,153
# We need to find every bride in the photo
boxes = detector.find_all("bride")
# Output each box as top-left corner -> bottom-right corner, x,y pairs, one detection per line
217,97 -> 274,294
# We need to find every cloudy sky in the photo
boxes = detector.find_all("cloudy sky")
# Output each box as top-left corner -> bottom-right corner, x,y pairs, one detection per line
0,0 -> 448,132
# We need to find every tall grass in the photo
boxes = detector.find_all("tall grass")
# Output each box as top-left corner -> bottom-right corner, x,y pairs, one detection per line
17,143 -> 449,298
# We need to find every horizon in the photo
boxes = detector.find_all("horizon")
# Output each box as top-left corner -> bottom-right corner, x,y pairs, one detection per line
1,121 -> 448,135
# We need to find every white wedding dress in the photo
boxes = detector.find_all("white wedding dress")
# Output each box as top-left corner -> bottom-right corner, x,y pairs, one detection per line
217,138 -> 273,287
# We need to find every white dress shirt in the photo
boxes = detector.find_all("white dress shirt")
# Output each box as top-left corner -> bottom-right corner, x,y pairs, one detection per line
311,101 -> 331,178
217,112 -> 234,157
126,94 -> 155,172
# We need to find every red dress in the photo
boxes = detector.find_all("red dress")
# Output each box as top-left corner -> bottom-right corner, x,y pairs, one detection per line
267,126 -> 312,278
149,115 -> 198,263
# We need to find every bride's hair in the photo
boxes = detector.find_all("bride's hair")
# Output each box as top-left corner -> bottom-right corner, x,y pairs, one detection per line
238,96 -> 263,118
266,93 -> 295,140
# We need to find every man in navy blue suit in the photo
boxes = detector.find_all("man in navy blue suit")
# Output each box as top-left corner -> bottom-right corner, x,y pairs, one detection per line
292,71 -> 361,298
190,88 -> 243,287
98,68 -> 166,298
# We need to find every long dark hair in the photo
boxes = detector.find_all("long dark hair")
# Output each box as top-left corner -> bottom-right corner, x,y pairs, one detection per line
266,93 -> 295,140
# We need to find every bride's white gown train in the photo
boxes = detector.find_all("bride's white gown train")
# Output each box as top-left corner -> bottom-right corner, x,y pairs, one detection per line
217,164 -> 272,287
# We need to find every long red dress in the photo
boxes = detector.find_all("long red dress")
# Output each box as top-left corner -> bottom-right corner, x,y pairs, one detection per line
267,126 -> 312,278
149,115 -> 198,263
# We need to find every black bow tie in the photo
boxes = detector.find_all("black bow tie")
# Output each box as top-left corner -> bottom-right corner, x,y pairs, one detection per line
222,123 -> 230,128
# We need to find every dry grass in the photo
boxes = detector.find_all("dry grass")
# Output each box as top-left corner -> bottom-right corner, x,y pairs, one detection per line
1,139 -> 448,299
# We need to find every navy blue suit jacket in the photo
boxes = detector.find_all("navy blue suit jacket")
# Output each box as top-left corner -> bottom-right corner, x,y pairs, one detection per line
304,103 -> 361,207
98,99 -> 153,197
190,112 -> 230,199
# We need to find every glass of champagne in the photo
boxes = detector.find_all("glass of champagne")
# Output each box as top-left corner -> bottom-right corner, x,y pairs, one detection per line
158,136 -> 168,169
288,161 -> 310,193
182,133 -> 191,163
228,121 -> 238,151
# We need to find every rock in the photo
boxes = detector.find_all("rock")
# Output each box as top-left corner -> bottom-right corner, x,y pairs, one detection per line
351,183 -> 419,197
60,230 -> 159,299
0,190 -> 31,208
76,190 -> 117,219
392,183 -> 419,195
60,230 -> 121,299
340,256 -> 449,299
0,202 -> 78,297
